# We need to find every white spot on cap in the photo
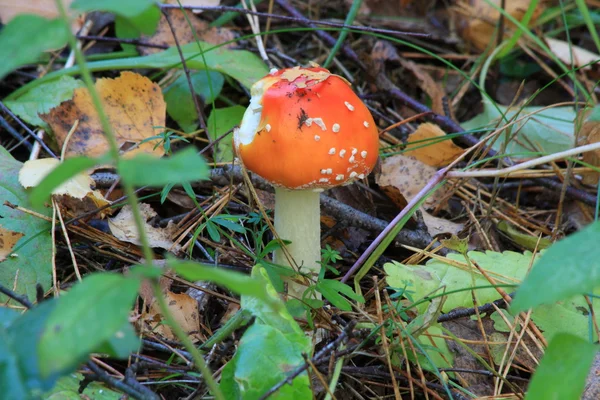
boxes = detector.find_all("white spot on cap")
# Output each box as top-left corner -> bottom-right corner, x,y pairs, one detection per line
320,169 -> 328,174
326,168 -> 333,174
329,147 -> 336,155
358,174 -> 365,179
319,178 -> 329,183
363,121 -> 370,128
345,101 -> 354,111
332,123 -> 340,133
349,171 -> 358,178
336,174 -> 344,181
314,135 -> 320,141
305,118 -> 313,127
265,124 -> 271,132
339,149 -> 346,157
269,68 -> 278,74
351,148 -> 357,155
349,156 -> 355,163
361,151 -> 368,158
312,118 -> 326,131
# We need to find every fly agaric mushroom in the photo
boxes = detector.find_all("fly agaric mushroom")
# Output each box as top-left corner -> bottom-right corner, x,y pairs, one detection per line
233,66 -> 379,299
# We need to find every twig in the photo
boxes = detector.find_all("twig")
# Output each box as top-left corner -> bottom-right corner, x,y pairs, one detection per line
0,113 -> 33,150
0,283 -> 33,308
0,101 -> 57,158
76,35 -> 169,49
437,294 -> 513,323
85,361 -> 159,400
159,4 -> 429,38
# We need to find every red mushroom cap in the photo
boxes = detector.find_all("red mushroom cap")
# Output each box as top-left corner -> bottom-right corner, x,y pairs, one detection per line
234,66 -> 379,190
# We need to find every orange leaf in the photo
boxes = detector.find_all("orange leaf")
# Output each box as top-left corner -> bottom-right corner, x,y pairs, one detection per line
0,226 -> 24,262
404,123 -> 464,167
41,71 -> 166,158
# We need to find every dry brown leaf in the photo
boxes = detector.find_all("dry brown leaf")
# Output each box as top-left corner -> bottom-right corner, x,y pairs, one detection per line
399,60 -> 447,116
545,37 -> 600,71
18,158 -> 110,215
40,71 -> 165,158
138,7 -> 235,56
453,0 -> 544,52
421,211 -> 464,237
404,123 -> 464,167
108,203 -> 180,252
144,291 -> 203,342
0,0 -> 83,33
576,109 -> 600,185
0,226 -> 24,262
375,154 -> 451,209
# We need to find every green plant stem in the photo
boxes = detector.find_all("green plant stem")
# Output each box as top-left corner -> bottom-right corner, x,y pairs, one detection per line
575,0 -> 600,54
54,0 -> 154,265
152,282 -> 224,400
322,0 -> 362,68
200,309 -> 252,351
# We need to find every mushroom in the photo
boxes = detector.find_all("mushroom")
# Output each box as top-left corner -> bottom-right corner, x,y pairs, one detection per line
233,66 -> 379,299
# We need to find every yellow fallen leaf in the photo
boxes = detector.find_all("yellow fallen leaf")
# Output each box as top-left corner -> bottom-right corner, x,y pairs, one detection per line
40,71 -> 166,158
375,154 -> 451,209
545,37 -> 600,71
18,158 -> 110,213
108,203 -> 180,252
0,226 -> 24,262
453,0 -> 544,52
404,123 -> 464,167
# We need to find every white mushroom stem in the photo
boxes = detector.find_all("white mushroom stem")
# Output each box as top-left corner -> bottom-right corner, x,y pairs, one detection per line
274,187 -> 322,300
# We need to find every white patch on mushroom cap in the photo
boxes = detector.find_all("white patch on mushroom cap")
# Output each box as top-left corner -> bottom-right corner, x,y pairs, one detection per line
363,121 -> 370,128
326,168 -> 333,174
329,147 -> 336,155
336,174 -> 344,181
314,135 -> 320,141
319,178 -> 329,183
349,171 -> 358,178
265,124 -> 271,132
358,174 -> 365,179
349,156 -> 355,163
332,123 -> 340,133
234,79 -> 272,146
312,118 -> 326,131
345,101 -> 355,111
339,149 -> 346,157
361,151 -> 368,158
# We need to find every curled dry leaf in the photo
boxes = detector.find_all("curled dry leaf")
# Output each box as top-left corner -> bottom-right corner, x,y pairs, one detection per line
576,109 -> 600,185
399,61 -> 447,116
545,37 -> 600,71
18,158 -> 110,215
376,154 -> 451,209
143,290 -> 203,342
404,123 -> 464,167
108,203 -> 180,252
452,0 -> 544,52
0,226 -> 24,262
40,71 -> 166,158
421,212 -> 464,237
0,0 -> 83,33
138,6 -> 235,56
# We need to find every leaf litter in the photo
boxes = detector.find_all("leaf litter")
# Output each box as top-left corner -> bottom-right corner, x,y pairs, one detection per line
1,0 -> 600,399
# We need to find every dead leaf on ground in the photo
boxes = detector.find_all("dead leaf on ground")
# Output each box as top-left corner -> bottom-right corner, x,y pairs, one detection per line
399,61 -> 447,116
40,71 -> 166,158
421,212 -> 464,237
18,158 -> 111,216
376,154 -> 451,209
0,226 -> 24,262
108,203 -> 180,252
138,6 -> 235,56
452,0 -> 544,52
576,109 -> 600,185
0,0 -> 83,33
545,37 -> 600,71
143,290 -> 203,342
404,123 -> 464,167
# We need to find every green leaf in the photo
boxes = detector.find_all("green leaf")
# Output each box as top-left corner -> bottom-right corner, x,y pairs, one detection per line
206,106 -> 245,162
71,0 -> 160,35
0,148 -> 52,302
0,15 -> 69,80
589,105 -> 600,122
38,273 -> 140,378
220,323 -> 312,400
168,260 -> 273,305
4,76 -> 84,129
45,373 -> 123,399
29,156 -> 103,208
165,71 -> 225,133
3,299 -> 62,394
525,333 -> 597,400
461,98 -> 575,158
117,147 -> 208,187
511,221 -> 600,312
316,279 -> 364,311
